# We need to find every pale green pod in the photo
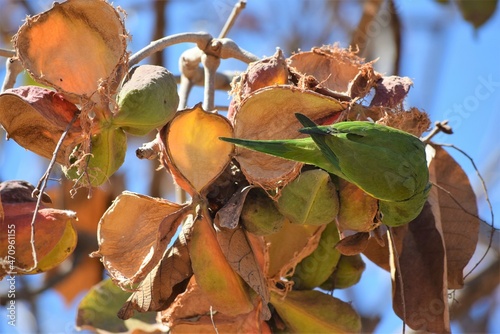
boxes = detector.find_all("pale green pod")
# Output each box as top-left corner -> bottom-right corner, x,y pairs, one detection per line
292,221 -> 341,290
277,169 -> 339,226
240,188 -> 286,236
114,65 -> 179,136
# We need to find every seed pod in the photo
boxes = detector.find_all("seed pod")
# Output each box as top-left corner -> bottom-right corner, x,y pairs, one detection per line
292,221 -> 341,290
114,65 -> 179,136
337,179 -> 379,232
270,290 -> 362,333
320,254 -> 366,291
277,169 -> 339,225
240,188 -> 285,236
63,127 -> 127,187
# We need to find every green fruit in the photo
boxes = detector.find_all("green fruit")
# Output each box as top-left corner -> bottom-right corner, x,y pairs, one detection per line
277,169 -> 339,225
114,65 -> 179,136
64,127 -> 127,187
240,188 -> 285,236
320,254 -> 366,290
292,221 -> 341,290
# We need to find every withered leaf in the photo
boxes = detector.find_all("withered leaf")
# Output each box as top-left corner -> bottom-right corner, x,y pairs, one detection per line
428,144 -> 480,289
92,191 -> 188,288
215,185 -> 253,229
118,232 -> 193,320
0,87 -> 82,164
215,223 -> 271,320
15,0 -> 127,99
390,202 -> 450,333
335,232 -> 370,256
370,76 -> 413,108
0,180 -> 51,204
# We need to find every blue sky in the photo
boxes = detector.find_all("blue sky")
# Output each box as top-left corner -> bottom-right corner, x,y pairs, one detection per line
0,0 -> 499,333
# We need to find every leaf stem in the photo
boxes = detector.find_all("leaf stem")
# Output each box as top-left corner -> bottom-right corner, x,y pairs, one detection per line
218,0 -> 247,39
1,58 -> 24,92
202,53 -> 220,111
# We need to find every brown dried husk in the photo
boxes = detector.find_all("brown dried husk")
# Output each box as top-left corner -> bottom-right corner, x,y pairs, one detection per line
232,85 -> 346,189
288,44 -> 380,99
14,0 -> 128,101
0,87 -> 82,164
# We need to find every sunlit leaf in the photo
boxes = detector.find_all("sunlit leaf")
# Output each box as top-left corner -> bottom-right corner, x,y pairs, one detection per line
164,103 -> 234,195
92,191 -> 187,288
15,0 -> 127,99
0,86 -> 82,164
232,86 -> 345,189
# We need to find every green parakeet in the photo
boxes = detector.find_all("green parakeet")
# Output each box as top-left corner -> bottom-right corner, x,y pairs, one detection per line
220,113 -> 431,226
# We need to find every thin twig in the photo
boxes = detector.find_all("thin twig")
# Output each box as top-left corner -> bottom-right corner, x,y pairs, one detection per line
218,0 -> 247,39
202,53 -> 220,111
389,0 -> 402,75
0,48 -> 15,58
2,58 -> 24,92
129,32 -> 212,67
20,112 -> 80,273
422,120 -> 453,143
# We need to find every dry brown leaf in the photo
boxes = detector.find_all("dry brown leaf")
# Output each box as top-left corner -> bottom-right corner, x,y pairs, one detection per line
92,191 -> 187,288
215,223 -> 271,319
335,232 -> 370,256
215,185 -> 253,229
233,85 -> 346,189
362,233 -> 390,272
164,103 -> 234,195
390,202 -> 450,333
428,144 -> 480,289
0,87 -> 82,164
288,45 -> 380,98
118,232 -> 192,320
15,0 -> 127,100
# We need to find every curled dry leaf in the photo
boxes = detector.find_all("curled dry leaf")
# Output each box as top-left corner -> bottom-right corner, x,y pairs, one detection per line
389,203 -> 450,333
0,86 -> 82,164
288,44 -> 380,99
118,231 -> 192,320
335,232 -> 371,256
92,191 -> 186,288
0,180 -> 52,204
215,223 -> 271,319
427,144 -> 479,289
0,203 -> 77,275
232,86 -> 346,189
163,103 -> 234,195
216,185 -> 253,229
15,0 -> 127,100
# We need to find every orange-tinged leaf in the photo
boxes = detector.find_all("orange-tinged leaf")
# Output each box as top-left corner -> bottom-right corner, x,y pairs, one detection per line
15,0 -> 127,99
0,87 -> 82,164
232,85 -> 346,189
92,191 -> 187,288
428,144 -> 480,289
185,210 -> 254,317
165,103 -> 234,194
